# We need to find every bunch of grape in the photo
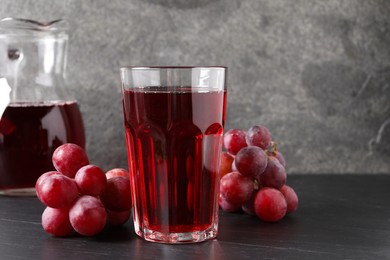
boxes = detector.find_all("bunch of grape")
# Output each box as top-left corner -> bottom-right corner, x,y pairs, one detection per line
219,125 -> 298,222
35,143 -> 132,237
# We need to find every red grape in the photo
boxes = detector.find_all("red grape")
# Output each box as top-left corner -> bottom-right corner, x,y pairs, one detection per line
254,187 -> 287,222
41,207 -> 74,237
259,156 -> 287,189
266,144 -> 286,168
69,195 -> 107,236
75,165 -> 107,196
100,176 -> 132,211
106,168 -> 129,179
234,146 -> 268,178
36,174 -> 79,209
219,152 -> 234,179
107,209 -> 131,226
220,172 -> 254,205
36,171 -> 60,187
280,185 -> 298,213
274,151 -> 286,168
232,160 -> 237,172
246,125 -> 272,150
241,191 -> 257,215
219,194 -> 241,213
36,171 -> 61,200
223,129 -> 247,155
52,143 -> 89,178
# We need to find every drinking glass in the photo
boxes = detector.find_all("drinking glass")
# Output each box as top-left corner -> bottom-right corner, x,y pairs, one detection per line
120,66 -> 227,243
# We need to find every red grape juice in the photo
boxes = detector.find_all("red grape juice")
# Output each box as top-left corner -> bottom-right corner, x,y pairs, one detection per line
122,87 -> 226,237
0,101 -> 85,191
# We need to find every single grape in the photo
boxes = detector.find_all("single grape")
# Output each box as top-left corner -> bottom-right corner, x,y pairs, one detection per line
41,207 -> 74,237
36,174 -> 79,208
246,125 -> 272,150
106,168 -> 129,179
75,165 -> 107,196
35,171 -> 61,200
254,187 -> 287,222
100,176 -> 132,211
219,152 -> 234,179
69,195 -> 107,236
107,209 -> 131,226
259,156 -> 287,189
234,146 -> 268,178
223,129 -> 247,155
280,185 -> 298,213
219,194 -> 241,213
220,171 -> 255,205
52,143 -> 89,178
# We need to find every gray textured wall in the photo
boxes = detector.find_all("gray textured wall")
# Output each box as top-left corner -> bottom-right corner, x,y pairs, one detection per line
1,0 -> 390,174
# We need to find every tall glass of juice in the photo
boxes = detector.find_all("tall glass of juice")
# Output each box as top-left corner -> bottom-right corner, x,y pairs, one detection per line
120,66 -> 227,243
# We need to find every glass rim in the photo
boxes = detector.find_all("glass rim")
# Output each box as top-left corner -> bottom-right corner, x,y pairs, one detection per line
0,17 -> 68,32
120,66 -> 227,71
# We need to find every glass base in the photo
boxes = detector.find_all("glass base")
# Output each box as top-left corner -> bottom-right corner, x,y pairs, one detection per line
0,187 -> 36,197
135,224 -> 218,244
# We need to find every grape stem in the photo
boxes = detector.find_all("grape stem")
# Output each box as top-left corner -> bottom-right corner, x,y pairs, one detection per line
266,141 -> 278,156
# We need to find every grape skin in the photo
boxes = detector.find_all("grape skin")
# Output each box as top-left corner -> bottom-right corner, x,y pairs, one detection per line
267,147 -> 286,168
241,191 -> 256,215
274,151 -> 286,168
100,176 -> 132,211
219,152 -> 234,179
106,168 -> 129,179
280,185 -> 299,213
259,156 -> 287,189
223,129 -> 247,155
232,160 -> 237,172
220,171 -> 254,205
36,171 -> 60,188
219,194 -> 242,213
246,125 -> 272,150
52,143 -> 89,178
36,174 -> 79,209
254,187 -> 287,222
107,209 -> 131,226
75,165 -> 107,196
234,146 -> 268,178
35,171 -> 61,201
69,195 -> 107,236
42,207 -> 74,237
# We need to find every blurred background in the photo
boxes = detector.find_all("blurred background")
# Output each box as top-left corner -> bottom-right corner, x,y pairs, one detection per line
1,0 -> 389,174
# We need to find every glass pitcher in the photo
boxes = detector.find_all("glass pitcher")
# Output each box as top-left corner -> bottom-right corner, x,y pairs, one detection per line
0,18 -> 86,196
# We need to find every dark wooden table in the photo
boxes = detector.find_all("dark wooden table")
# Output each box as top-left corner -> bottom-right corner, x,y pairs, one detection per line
1,175 -> 389,260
